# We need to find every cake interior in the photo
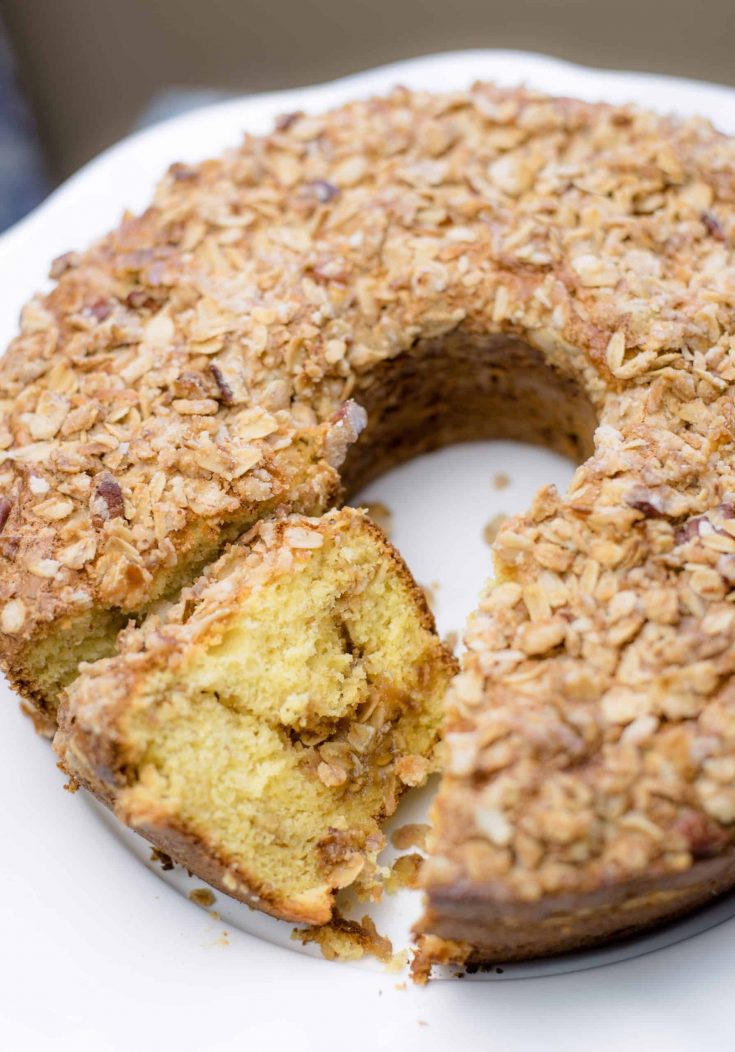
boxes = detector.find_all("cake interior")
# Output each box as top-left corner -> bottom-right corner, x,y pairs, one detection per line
116,518 -> 453,922
21,517 -> 257,721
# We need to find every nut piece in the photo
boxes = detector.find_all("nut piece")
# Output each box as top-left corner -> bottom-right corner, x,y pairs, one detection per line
0,498 -> 11,533
91,474 -> 125,523
284,526 -> 323,549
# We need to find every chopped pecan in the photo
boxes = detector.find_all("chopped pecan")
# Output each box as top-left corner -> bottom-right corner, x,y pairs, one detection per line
172,371 -> 214,400
676,503 -> 735,545
49,251 -> 81,279
169,162 -> 199,182
89,298 -> 113,322
625,486 -> 671,519
0,497 -> 11,534
702,210 -> 726,241
673,810 -> 729,859
306,179 -> 340,204
91,474 -> 125,524
628,499 -> 665,519
676,517 -> 704,544
209,363 -> 234,404
125,288 -> 158,311
275,111 -> 302,131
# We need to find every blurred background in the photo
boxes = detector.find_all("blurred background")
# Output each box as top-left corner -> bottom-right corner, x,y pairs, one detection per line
0,0 -> 734,229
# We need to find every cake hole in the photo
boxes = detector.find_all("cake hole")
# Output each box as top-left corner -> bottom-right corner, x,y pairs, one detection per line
355,439 -> 577,640
342,332 -> 598,493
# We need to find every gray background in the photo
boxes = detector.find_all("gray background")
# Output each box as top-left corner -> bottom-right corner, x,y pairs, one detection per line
4,0 -> 735,180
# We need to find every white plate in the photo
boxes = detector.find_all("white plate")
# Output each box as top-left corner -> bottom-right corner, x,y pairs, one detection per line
2,50 -> 735,1052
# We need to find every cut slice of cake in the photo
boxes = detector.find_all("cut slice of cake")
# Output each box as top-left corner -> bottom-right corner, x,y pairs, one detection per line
55,508 -> 456,924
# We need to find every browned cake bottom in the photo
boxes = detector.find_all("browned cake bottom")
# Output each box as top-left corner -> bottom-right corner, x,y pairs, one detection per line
419,848 -> 735,966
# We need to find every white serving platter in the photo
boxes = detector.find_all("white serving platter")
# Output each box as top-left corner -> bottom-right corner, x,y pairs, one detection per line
2,50 -> 735,1052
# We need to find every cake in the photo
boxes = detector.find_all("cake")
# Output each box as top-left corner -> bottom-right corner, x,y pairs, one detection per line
2,82 -> 735,959
55,508 -> 455,922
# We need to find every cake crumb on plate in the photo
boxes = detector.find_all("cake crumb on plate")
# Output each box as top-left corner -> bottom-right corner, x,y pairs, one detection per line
391,823 -> 430,851
410,935 -> 472,985
483,513 -> 507,546
292,910 -> 394,963
189,888 -> 216,908
363,501 -> 393,536
385,853 -> 423,893
150,848 -> 175,871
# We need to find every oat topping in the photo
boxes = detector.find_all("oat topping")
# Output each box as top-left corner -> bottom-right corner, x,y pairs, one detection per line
427,445 -> 735,902
1,84 -> 732,675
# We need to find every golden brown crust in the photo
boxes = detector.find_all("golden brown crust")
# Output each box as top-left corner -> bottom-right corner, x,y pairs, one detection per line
63,748 -> 334,923
59,687 -> 329,922
5,82 -> 735,959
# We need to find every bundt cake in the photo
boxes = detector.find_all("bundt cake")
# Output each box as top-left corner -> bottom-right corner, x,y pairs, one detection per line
55,508 -> 454,922
2,81 -> 735,962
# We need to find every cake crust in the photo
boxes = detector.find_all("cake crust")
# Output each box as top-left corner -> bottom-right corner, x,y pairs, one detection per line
421,849 -> 735,965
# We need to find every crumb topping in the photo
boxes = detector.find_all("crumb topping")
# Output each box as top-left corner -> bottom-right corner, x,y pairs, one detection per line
385,852 -> 424,893
1,83 -> 734,670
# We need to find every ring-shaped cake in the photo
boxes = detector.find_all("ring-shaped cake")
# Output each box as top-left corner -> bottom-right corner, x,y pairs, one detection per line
1,83 -> 735,965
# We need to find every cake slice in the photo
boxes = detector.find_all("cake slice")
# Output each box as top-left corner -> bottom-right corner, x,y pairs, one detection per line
55,508 -> 455,924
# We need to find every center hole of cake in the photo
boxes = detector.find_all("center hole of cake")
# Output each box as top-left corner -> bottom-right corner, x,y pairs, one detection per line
354,441 -> 577,644
347,333 -> 594,642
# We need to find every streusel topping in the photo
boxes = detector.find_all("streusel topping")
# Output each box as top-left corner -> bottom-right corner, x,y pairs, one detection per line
1,86 -> 733,646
